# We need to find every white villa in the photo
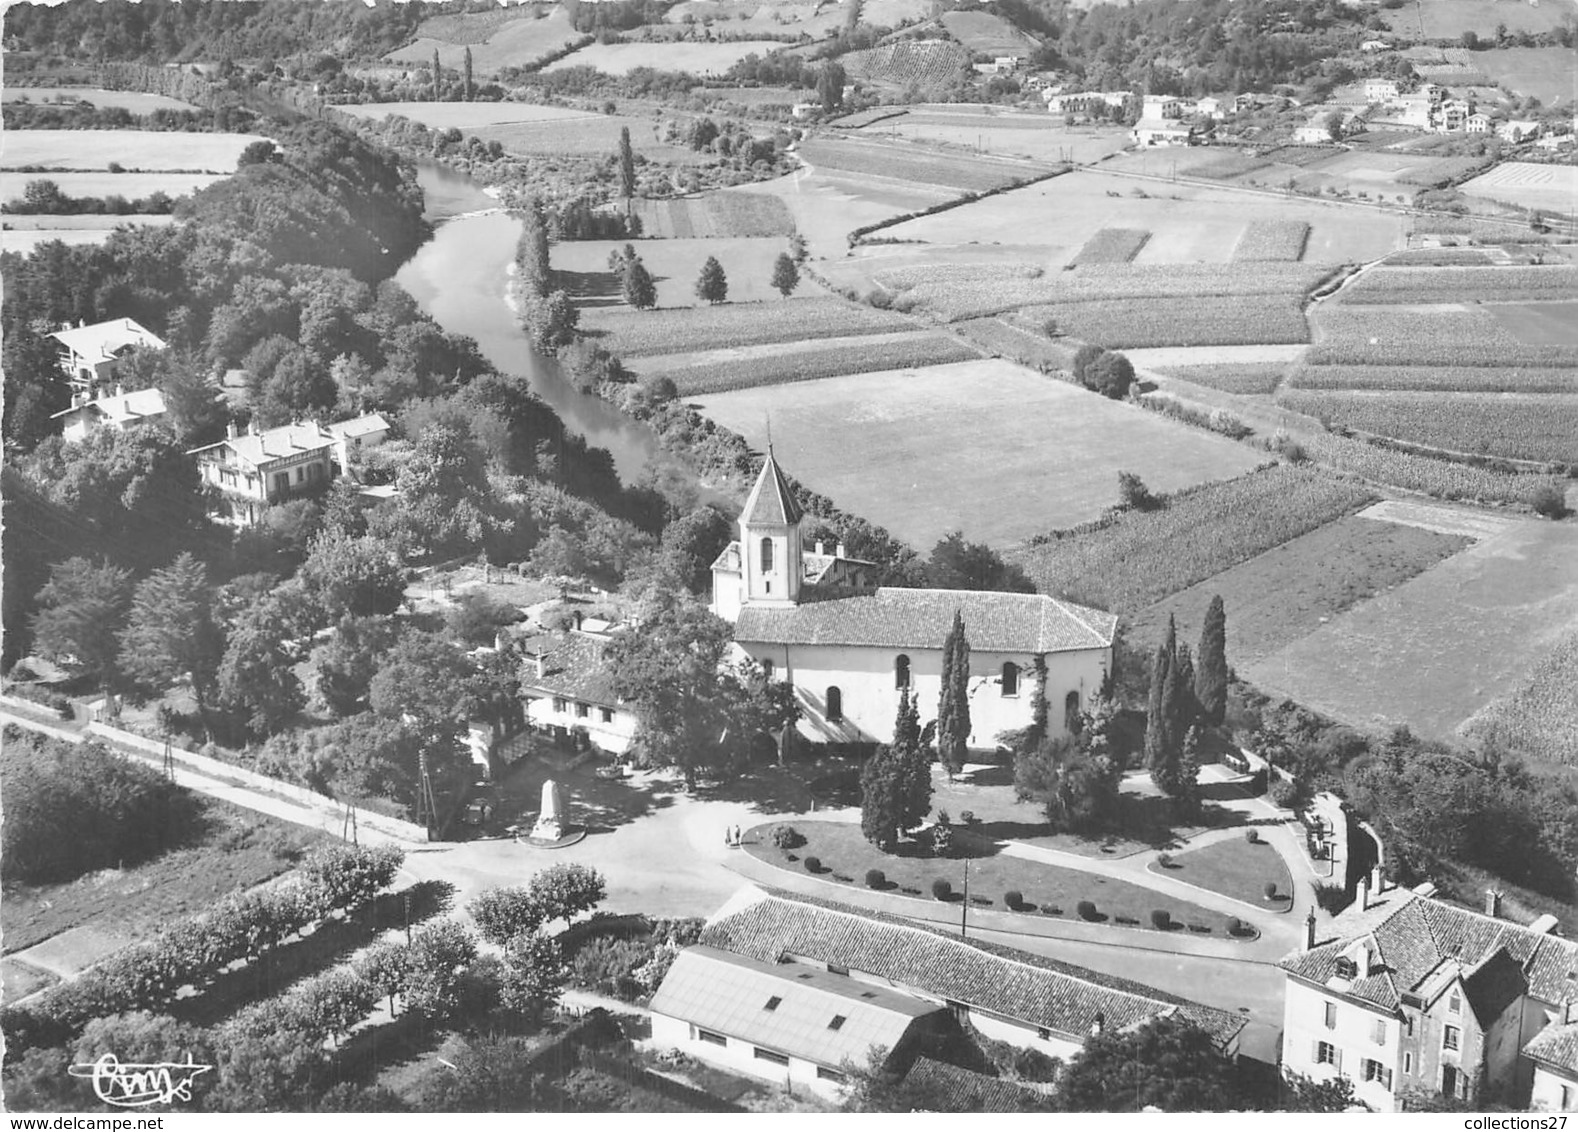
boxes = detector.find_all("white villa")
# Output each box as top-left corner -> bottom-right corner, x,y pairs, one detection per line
50,317 -> 166,393
51,385 -> 167,444
710,455 -> 1116,747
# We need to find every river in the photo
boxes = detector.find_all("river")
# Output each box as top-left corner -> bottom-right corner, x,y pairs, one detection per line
396,163 -> 663,482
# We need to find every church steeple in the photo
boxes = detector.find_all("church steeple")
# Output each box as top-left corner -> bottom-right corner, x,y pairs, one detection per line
739,452 -> 803,607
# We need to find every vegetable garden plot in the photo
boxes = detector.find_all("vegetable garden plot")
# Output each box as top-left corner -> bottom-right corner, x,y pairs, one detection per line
1232,221 -> 1309,263
1070,227 -> 1150,265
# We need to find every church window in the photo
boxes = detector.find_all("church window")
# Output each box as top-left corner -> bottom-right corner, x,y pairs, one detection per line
826,686 -> 842,723
1001,662 -> 1019,697
760,537 -> 774,573
895,655 -> 910,689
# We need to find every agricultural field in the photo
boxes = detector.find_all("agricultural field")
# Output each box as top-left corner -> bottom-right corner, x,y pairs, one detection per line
634,330 -> 980,394
634,189 -> 793,238
1128,514 -> 1471,659
1276,391 -> 1578,463
3,216 -> 175,254
880,168 -> 1404,266
954,316 -> 1081,371
664,0 -> 847,38
1010,465 -> 1375,615
1333,264 -> 1578,305
1487,302 -> 1578,345
1306,304 -> 1578,368
878,114 -> 1129,164
1460,163 -> 1578,215
466,114 -> 708,163
1233,220 -> 1309,262
1,86 -> 199,112
1242,516 -> 1578,741
860,0 -> 934,26
385,8 -> 585,73
0,170 -> 226,202
1071,227 -> 1150,264
555,235 -> 820,310
1381,0 -> 1577,39
543,41 -> 786,76
841,39 -> 972,96
700,86 -> 806,107
1472,47 -> 1578,105
1463,627 -> 1578,765
577,294 -> 915,356
1018,295 -> 1311,349
797,135 -> 1044,192
1152,363 -> 1290,396
0,130 -> 271,172
333,101 -> 600,129
1286,363 -> 1578,393
938,9 -> 1039,55
1294,427 -> 1566,507
692,357 -> 1270,548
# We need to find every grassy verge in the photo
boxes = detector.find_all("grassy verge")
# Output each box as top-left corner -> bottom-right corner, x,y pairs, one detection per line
1153,835 -> 1296,911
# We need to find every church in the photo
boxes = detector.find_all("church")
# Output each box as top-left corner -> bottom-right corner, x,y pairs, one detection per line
710,455 -> 1118,748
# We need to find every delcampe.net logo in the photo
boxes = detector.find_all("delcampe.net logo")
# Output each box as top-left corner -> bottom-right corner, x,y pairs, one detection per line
67,1054 -> 213,1108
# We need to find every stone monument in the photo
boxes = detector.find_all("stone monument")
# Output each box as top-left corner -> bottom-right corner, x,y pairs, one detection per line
530,778 -> 566,842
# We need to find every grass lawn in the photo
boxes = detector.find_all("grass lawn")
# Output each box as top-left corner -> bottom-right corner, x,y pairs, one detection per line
693,358 -> 1267,550
1473,47 -> 1578,105
746,820 -> 1250,938
1242,518 -> 1578,742
3,87 -> 200,112
0,170 -> 226,201
1124,514 -> 1470,662
0,130 -> 272,172
1152,835 -> 1295,912
1,798 -> 324,954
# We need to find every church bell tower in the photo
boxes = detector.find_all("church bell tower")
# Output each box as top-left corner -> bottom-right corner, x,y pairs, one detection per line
739,452 -> 803,608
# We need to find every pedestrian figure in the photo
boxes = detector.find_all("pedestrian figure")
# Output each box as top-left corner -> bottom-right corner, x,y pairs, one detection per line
733,824 -> 742,846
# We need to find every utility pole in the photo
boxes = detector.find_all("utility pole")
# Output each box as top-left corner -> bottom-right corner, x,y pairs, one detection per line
960,856 -> 970,940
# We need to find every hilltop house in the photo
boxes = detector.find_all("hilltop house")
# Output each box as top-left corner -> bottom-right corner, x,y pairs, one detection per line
50,317 -> 165,393
709,455 -> 1115,747
650,885 -> 1245,1096
1281,880 -> 1578,1112
50,385 -> 167,444
188,413 -> 389,526
513,619 -> 638,753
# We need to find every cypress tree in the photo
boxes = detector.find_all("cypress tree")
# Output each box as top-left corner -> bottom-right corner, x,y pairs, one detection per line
622,260 -> 656,310
1171,643 -> 1197,742
1195,595 -> 1228,727
1144,616 -> 1175,774
893,687 -> 931,835
463,46 -> 474,101
617,126 -> 636,199
937,611 -> 970,780
770,252 -> 800,297
860,745 -> 902,851
431,49 -> 441,99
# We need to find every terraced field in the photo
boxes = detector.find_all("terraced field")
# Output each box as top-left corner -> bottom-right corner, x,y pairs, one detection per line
385,8 -> 585,72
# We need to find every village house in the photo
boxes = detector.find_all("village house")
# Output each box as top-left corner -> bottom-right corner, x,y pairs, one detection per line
1044,90 -> 1132,116
187,412 -> 389,526
50,385 -> 167,444
1466,113 -> 1492,134
1132,115 -> 1195,146
513,618 -> 638,754
710,456 -> 1115,747
1195,96 -> 1224,119
1498,119 -> 1541,143
1281,881 -> 1578,1112
1142,93 -> 1185,119
650,885 -> 1245,1096
1361,39 -> 1393,52
1364,79 -> 1400,103
50,316 -> 165,393
1435,99 -> 1471,132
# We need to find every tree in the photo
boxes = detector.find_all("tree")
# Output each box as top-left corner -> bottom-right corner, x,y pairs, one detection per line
467,886 -> 545,946
1324,108 -> 1346,142
817,60 -> 846,113
1145,616 -> 1176,779
299,842 -> 404,911
299,529 -> 407,622
622,259 -> 657,310
936,610 -> 971,780
617,125 -> 636,198
404,920 -> 478,1021
368,630 -> 486,736
770,252 -> 800,297
314,615 -> 395,717
217,592 -> 306,735
788,227 -> 808,264
30,557 -> 132,699
1194,595 -> 1228,727
926,531 -> 1034,592
1118,470 -> 1159,511
1083,350 -> 1135,399
526,862 -> 606,929
893,687 -> 932,835
118,553 -> 224,735
860,744 -> 905,850
357,939 -> 411,1017
1057,1016 -> 1238,1112
694,256 -> 728,305
498,932 -> 567,1025
431,47 -> 442,99
463,46 -> 474,101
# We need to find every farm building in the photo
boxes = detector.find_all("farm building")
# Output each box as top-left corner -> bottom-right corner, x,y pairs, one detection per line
1498,120 -> 1541,143
512,621 -> 639,754
50,385 -> 167,444
1132,115 -> 1196,146
50,316 -> 165,393
710,455 -> 1115,747
652,884 -> 1246,1087
1282,882 -> 1578,1113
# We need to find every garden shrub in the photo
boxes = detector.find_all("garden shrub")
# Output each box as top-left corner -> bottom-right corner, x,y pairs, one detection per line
1150,909 -> 1171,930
1157,852 -> 1174,868
1533,484 -> 1568,519
804,856 -> 821,874
932,878 -> 952,901
960,810 -> 976,826
1077,899 -> 1098,921
1264,881 -> 1279,900
1268,777 -> 1303,809
771,824 -> 804,850
866,868 -> 886,889
1313,881 -> 1349,914
1245,828 -> 1260,844
1227,916 -> 1245,937
1004,889 -> 1022,910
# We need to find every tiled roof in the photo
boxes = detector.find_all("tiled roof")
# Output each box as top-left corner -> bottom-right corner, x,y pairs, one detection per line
711,541 -> 742,574
51,387 -> 166,424
1464,950 -> 1528,1029
650,944 -> 938,1069
190,422 -> 334,468
904,1058 -> 1045,1113
735,588 -> 1116,654
50,317 -> 165,364
742,454 -> 803,527
1280,888 -> 1578,1014
1525,1022 -> 1578,1076
325,413 -> 389,439
517,630 -> 621,708
701,887 -> 1245,1047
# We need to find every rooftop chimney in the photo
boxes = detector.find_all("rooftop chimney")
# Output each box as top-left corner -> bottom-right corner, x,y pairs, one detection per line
1358,876 -> 1371,912
1090,1011 -> 1105,1036
534,654 -> 546,680
1371,865 -> 1385,896
226,421 -> 238,440
114,383 -> 124,398
836,542 -> 846,558
573,610 -> 584,632
1485,889 -> 1503,919
815,540 -> 825,556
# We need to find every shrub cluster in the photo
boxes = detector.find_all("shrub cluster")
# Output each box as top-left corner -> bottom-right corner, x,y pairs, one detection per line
932,878 -> 952,901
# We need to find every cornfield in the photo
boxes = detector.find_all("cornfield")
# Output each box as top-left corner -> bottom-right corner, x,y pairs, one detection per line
1463,630 -> 1578,766
580,297 -> 915,357
1070,228 -> 1151,265
1020,295 -> 1310,349
1307,306 -> 1578,369
1153,363 -> 1288,395
1278,390 -> 1578,464
1334,264 -> 1578,304
1287,364 -> 1578,394
1232,221 -> 1310,263
666,332 -> 980,395
797,136 -> 1035,192
1294,428 -> 1567,507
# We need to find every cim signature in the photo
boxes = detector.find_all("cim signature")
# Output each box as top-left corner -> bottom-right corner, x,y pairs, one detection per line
68,1053 -> 213,1108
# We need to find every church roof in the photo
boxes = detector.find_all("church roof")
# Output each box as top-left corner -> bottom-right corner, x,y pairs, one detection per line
741,454 -> 803,527
734,587 -> 1116,654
